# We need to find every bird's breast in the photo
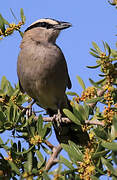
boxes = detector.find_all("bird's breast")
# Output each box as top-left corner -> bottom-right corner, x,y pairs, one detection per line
17,43 -> 67,109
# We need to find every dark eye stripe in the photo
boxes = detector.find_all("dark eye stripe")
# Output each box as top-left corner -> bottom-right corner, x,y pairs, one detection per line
25,22 -> 54,32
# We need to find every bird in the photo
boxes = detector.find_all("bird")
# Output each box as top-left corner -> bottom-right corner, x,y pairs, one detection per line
17,18 -> 89,145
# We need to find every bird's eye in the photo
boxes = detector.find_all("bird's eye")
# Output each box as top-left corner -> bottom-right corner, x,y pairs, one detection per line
41,22 -> 47,27
40,22 -> 53,29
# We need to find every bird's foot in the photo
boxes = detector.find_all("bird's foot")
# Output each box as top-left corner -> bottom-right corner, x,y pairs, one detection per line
52,109 -> 62,128
25,100 -> 35,119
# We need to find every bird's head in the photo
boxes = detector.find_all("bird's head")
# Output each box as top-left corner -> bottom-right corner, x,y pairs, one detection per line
24,18 -> 72,43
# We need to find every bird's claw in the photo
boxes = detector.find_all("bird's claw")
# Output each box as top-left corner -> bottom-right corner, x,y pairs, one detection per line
52,109 -> 62,128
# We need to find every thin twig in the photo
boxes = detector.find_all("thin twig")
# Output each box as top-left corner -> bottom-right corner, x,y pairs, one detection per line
45,144 -> 62,171
44,140 -> 55,150
85,120 -> 105,126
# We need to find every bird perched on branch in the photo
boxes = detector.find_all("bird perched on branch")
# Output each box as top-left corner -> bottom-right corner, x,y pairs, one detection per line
17,18 -> 89,145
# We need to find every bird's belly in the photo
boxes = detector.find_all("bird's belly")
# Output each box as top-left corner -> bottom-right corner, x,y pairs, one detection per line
17,46 -> 67,110
22,68 -> 66,110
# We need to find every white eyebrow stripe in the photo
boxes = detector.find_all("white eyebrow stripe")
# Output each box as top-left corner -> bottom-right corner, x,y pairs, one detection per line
30,18 -> 58,26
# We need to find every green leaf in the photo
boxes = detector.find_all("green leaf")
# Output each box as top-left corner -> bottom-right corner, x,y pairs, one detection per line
37,115 -> 43,133
101,141 -> 117,151
4,122 -> 13,130
91,176 -> 100,180
0,111 -> 6,122
0,76 -> 7,91
111,49 -> 117,58
112,115 -> 117,136
61,142 -> 83,163
37,115 -> 47,138
41,144 -> 51,155
0,14 -> 5,32
101,157 -> 117,176
18,30 -> 24,38
66,91 -> 78,96
3,18 -> 9,25
10,8 -> 18,21
8,161 -> 20,175
27,151 -> 32,172
73,105 -> 83,123
92,41 -> 102,54
89,78 -> 106,86
20,8 -> 26,23
94,127 -> 108,140
63,109 -> 81,125
90,51 -> 100,58
42,171 -> 51,180
76,75 -> 86,90
75,104 -> 87,121
86,64 -> 101,69
92,150 -> 109,159
36,150 -> 44,162
105,42 -> 111,56
8,105 -> 14,122
84,103 -> 89,120
59,155 -> 74,169
90,48 -> 99,54
14,145 -> 34,155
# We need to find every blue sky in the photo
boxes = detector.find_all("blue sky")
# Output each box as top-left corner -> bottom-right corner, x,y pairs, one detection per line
0,1 -> 116,179
1,0 -> 117,94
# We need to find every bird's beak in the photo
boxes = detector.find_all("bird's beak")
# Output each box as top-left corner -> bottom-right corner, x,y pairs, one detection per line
53,21 -> 72,30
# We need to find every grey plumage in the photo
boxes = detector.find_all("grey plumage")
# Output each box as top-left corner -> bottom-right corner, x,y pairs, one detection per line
17,18 -> 71,112
17,18 -> 89,144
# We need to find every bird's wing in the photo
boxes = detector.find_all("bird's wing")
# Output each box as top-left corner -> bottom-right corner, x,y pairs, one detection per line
67,72 -> 72,89
18,79 -> 25,93
56,45 -> 72,89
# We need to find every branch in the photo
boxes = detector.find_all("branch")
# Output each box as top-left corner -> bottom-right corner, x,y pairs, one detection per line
34,116 -> 105,126
85,120 -> 105,126
44,140 -> 54,150
45,144 -> 62,171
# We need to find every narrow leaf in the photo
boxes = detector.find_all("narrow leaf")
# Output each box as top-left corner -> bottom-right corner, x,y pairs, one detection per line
0,111 -> 6,122
86,64 -> 101,69
10,8 -> 18,21
66,91 -> 78,96
90,51 -> 100,58
69,141 -> 83,161
8,161 -> 20,175
92,150 -> 109,159
0,14 -> 5,32
1,76 -> 7,91
20,8 -> 26,23
92,41 -> 102,54
105,42 -> 111,56
101,141 -> 117,151
27,151 -> 32,172
61,142 -> 83,163
63,109 -> 81,125
42,171 -> 51,180
36,151 -> 44,162
101,157 -> 117,176
59,155 -> 74,169
76,75 -> 86,90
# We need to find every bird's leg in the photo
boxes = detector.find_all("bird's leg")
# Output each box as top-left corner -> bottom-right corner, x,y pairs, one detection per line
56,108 -> 62,123
54,102 -> 62,128
25,100 -> 36,119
